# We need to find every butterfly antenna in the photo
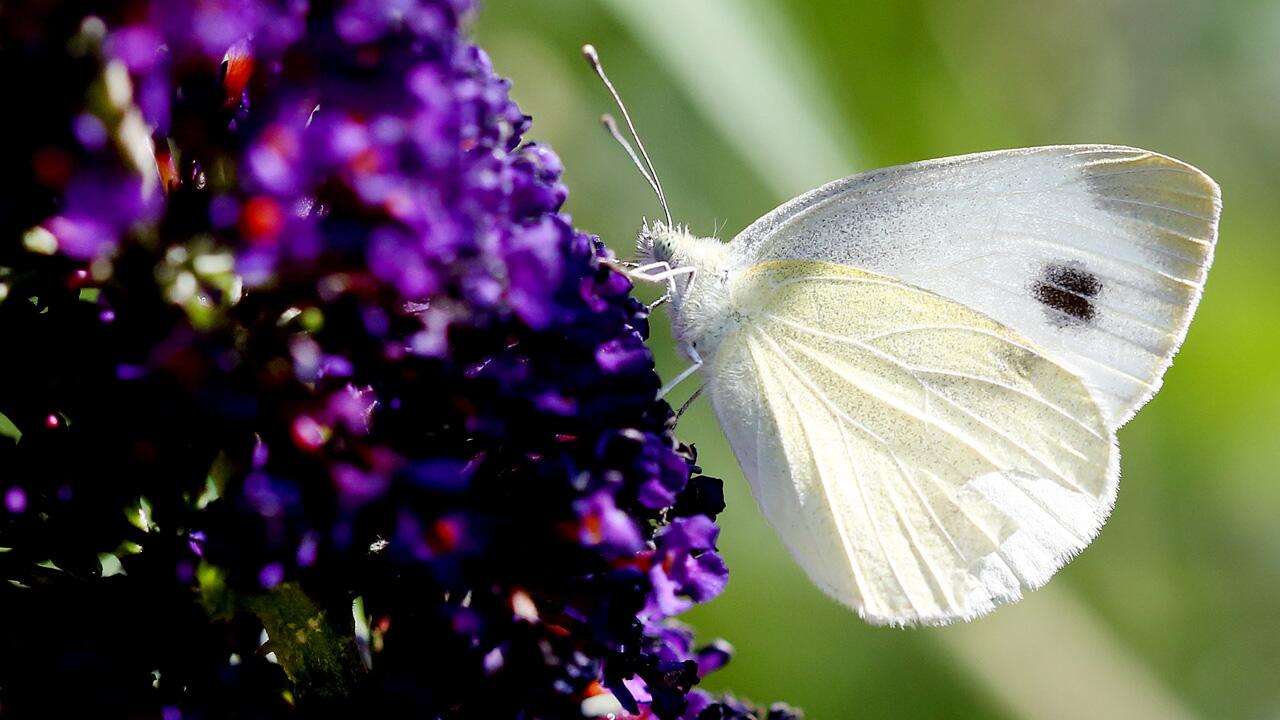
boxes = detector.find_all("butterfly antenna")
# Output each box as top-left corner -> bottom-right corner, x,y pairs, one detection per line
601,114 -> 662,208
582,44 -> 673,227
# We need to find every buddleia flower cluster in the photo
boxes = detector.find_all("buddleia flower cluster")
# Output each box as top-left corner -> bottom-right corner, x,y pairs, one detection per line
0,0 -> 800,718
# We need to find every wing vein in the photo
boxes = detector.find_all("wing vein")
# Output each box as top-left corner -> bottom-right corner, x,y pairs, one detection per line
767,341 -> 877,610
785,321 -> 1097,495
837,417 -> 904,617
766,314 -> 1105,438
925,386 -> 1094,497
753,328 -> 962,612
948,267 -> 1180,339
1049,190 -> 1217,223
1007,228 -> 1204,287
1000,212 -> 1208,269
944,241 -> 1199,304
773,334 -> 1007,469
1002,474 -> 1095,547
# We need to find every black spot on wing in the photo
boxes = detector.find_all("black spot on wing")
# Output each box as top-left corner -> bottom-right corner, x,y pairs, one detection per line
1032,263 -> 1101,327
1049,263 -> 1102,297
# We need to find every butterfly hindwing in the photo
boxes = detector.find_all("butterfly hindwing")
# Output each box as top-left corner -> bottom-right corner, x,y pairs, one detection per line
728,145 -> 1219,428
708,261 -> 1117,625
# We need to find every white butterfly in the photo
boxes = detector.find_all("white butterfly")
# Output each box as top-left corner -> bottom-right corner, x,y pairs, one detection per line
584,46 -> 1220,626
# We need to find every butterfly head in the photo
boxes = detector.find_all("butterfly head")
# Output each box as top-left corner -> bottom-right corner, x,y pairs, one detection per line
636,218 -> 694,266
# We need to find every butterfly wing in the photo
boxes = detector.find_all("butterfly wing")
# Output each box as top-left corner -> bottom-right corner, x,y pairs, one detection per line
709,260 -> 1117,625
728,145 -> 1219,428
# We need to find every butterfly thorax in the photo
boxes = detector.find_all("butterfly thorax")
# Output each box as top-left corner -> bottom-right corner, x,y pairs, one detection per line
637,221 -> 736,362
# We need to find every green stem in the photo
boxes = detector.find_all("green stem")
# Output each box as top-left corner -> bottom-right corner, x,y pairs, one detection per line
245,582 -> 367,704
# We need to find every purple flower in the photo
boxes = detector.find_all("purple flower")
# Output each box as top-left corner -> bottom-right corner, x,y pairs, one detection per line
597,335 -> 652,375
693,696 -> 806,720
574,490 -> 644,555
332,462 -> 390,507
44,171 -> 161,260
0,0 -> 796,716
4,487 -> 27,514
645,517 -> 729,621
505,216 -> 568,329
258,562 -> 286,588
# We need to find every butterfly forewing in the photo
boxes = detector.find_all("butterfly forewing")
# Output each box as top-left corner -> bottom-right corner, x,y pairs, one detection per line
728,145 -> 1220,428
708,261 -> 1116,625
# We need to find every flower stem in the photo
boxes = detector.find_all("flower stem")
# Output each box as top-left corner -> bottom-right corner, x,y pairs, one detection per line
245,582 -> 367,705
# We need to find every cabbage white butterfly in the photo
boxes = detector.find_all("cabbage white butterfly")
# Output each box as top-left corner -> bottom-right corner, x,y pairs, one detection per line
583,46 -> 1220,626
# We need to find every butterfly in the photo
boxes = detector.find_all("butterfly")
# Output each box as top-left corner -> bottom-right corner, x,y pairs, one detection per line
583,46 -> 1220,626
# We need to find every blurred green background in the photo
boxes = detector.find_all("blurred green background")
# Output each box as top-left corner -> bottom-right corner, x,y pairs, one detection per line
475,2 -> 1280,718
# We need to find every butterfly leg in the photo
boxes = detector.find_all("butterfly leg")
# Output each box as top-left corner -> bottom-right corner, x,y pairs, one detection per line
600,258 -> 701,399
675,383 -> 706,420
599,258 -> 691,308
657,344 -> 703,401
621,261 -> 698,300
630,261 -> 671,274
